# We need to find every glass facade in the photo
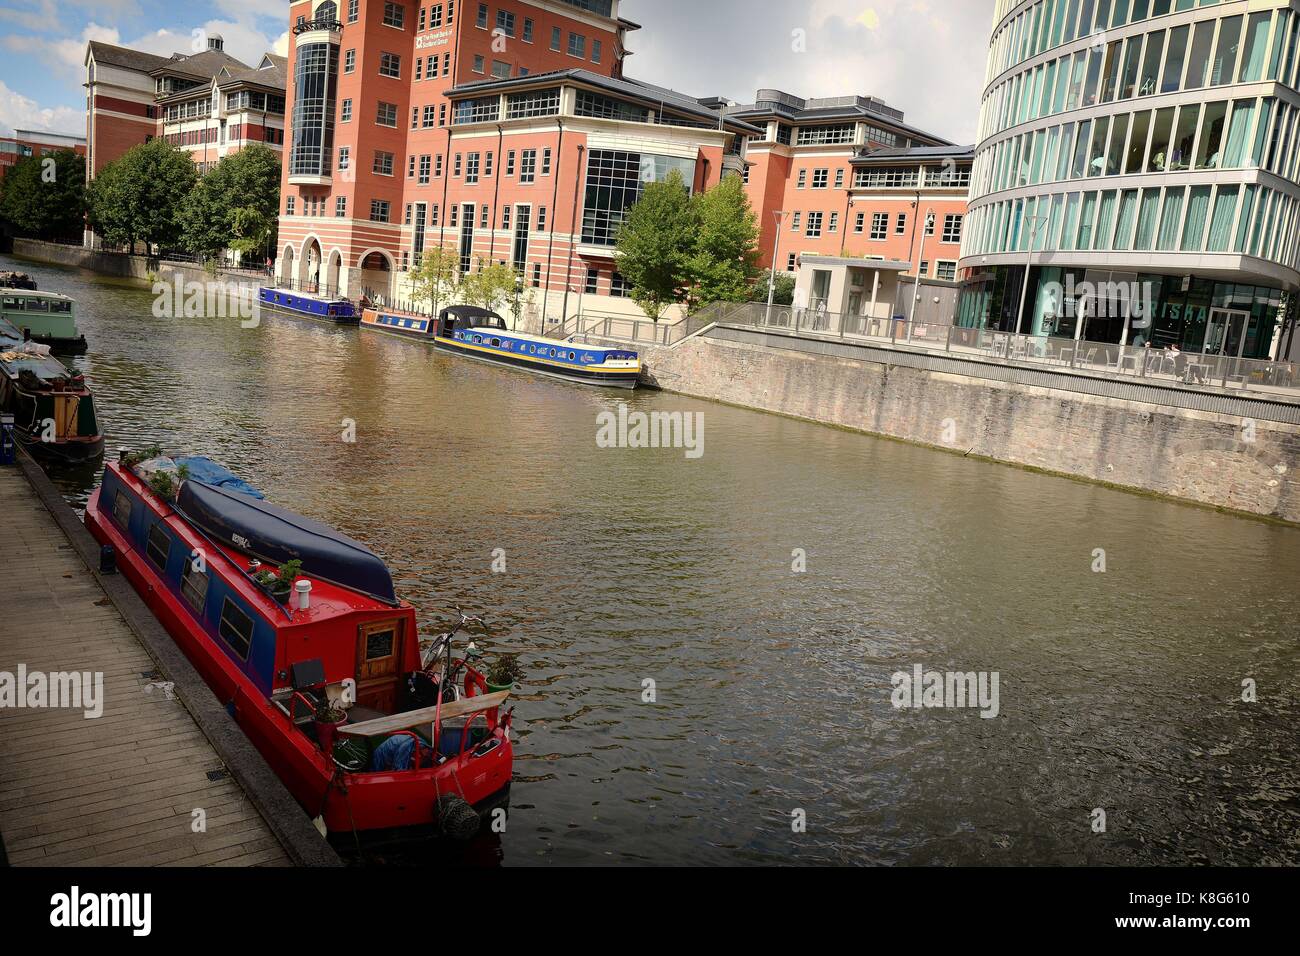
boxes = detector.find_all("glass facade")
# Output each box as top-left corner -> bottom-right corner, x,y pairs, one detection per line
289,42 -> 339,177
581,150 -> 697,246
960,0 -> 1300,359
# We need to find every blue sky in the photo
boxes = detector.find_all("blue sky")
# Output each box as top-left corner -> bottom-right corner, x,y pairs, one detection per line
0,0 -> 291,136
0,1 -> 991,143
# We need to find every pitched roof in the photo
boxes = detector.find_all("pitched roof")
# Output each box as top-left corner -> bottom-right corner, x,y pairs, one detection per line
86,40 -> 172,73
217,54 -> 288,91
150,48 -> 250,80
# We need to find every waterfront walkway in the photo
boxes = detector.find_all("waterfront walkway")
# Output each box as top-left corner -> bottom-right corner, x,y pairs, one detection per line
0,462 -> 291,866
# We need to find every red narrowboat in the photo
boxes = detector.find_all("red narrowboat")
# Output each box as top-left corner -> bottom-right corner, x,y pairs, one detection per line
84,453 -> 513,845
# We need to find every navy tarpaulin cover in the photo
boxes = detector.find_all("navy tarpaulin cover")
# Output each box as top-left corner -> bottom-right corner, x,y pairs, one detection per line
174,456 -> 264,498
176,480 -> 398,604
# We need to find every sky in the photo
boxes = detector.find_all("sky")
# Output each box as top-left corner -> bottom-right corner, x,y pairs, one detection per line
0,0 -> 994,144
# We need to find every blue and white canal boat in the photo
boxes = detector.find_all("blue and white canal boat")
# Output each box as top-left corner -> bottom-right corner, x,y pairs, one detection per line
257,287 -> 358,325
432,306 -> 640,389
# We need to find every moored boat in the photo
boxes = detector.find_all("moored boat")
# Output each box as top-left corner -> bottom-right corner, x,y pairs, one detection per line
257,287 -> 358,325
0,286 -> 88,355
0,317 -> 103,463
84,452 -> 514,844
360,306 -> 433,340
433,305 -> 641,389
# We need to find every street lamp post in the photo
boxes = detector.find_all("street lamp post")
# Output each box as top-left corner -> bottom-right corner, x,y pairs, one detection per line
766,210 -> 791,325
909,209 -> 935,336
1014,215 -> 1049,338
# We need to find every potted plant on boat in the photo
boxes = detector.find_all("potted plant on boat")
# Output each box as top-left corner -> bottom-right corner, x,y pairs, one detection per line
485,653 -> 524,694
313,694 -> 348,757
253,559 -> 302,605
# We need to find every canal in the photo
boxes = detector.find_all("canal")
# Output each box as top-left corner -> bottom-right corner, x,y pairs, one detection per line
7,253 -> 1299,866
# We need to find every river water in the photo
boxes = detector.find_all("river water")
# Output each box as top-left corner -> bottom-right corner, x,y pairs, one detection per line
8,253 -> 1298,867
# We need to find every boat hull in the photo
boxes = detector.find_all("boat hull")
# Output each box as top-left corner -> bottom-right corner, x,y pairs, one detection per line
433,337 -> 640,389
84,483 -> 513,837
32,334 -> 89,356
258,288 -> 359,325
17,432 -> 104,464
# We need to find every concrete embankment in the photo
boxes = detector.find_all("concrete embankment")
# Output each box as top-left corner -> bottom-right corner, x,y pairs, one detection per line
639,326 -> 1300,525
11,238 -> 262,292
0,452 -> 340,867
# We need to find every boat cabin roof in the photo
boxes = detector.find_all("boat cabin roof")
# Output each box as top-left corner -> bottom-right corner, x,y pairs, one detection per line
1,290 -> 74,306
109,462 -> 411,627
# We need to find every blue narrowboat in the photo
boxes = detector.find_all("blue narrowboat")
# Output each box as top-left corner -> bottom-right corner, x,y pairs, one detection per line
433,306 -> 640,389
257,287 -> 359,325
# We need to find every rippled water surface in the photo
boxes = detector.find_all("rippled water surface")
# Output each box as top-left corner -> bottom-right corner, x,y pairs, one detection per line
10,253 -> 1299,866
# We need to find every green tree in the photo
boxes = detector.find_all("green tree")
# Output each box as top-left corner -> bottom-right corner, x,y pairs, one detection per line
685,173 -> 761,311
0,150 -> 86,240
180,144 -> 281,259
760,268 -> 796,306
460,260 -> 525,316
86,139 -> 197,251
409,246 -> 461,316
613,169 -> 694,323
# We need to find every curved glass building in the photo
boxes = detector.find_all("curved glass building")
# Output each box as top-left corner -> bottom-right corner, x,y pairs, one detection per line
958,0 -> 1300,361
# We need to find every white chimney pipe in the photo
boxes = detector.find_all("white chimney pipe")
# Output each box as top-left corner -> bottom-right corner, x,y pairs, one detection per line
296,579 -> 312,610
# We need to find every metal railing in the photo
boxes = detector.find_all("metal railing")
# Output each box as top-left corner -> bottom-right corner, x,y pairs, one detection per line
564,308 -> 718,347
715,301 -> 1300,399
269,277 -> 344,300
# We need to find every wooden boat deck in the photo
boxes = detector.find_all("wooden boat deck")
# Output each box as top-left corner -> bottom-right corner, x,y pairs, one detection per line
0,465 -> 291,866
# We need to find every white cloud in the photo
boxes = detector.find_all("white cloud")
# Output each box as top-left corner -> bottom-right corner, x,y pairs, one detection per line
0,79 -> 84,137
628,0 -> 993,145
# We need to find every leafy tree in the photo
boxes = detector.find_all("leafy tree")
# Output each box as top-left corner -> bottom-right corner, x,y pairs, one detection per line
613,169 -> 694,323
86,139 -> 197,251
180,144 -> 280,258
759,269 -> 796,306
408,246 -> 461,316
685,173 -> 761,311
459,259 -> 527,322
0,150 -> 86,240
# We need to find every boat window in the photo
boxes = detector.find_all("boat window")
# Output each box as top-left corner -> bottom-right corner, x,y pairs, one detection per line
145,523 -> 171,571
51,300 -> 72,313
218,598 -> 254,660
24,297 -> 49,313
473,335 -> 482,344
568,352 -> 576,360
529,346 -> 536,353
548,349 -> 556,357
491,338 -> 501,347
181,560 -> 208,614
111,490 -> 132,528
1,295 -> 21,310
365,628 -> 396,661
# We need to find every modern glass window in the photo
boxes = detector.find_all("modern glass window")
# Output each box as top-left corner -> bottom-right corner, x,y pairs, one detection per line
1239,12 -> 1272,83
1181,185 -> 1212,251
1196,101 -> 1228,169
1138,30 -> 1165,96
1183,20 -> 1215,91
1124,110 -> 1150,174
505,88 -> 561,119
1155,186 -> 1186,251
1147,107 -> 1174,172
1211,16 -> 1243,87
581,150 -> 696,246
1113,189 -> 1139,250
1161,25 -> 1190,94
289,43 -> 339,176
1169,104 -> 1200,171
1133,187 -> 1161,250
